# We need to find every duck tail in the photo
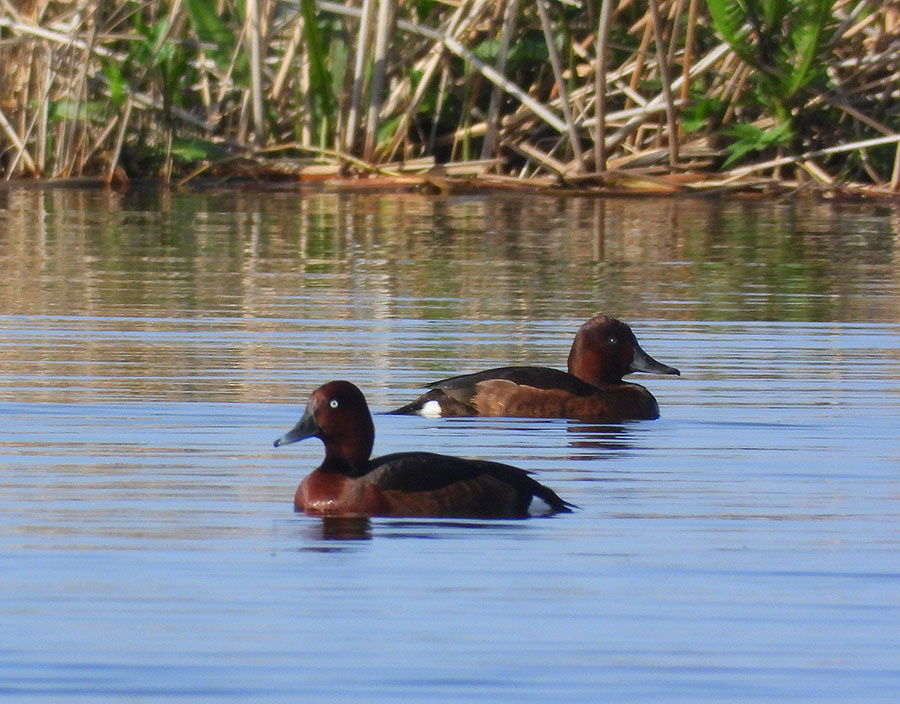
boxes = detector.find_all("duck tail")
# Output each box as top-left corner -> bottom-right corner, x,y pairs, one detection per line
385,389 -> 474,417
539,485 -> 577,513
523,475 -> 576,515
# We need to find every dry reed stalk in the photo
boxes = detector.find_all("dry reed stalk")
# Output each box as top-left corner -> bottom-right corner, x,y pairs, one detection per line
721,134 -> 900,183
594,0 -> 614,171
720,62 -> 750,125
246,0 -> 266,145
297,13 -> 313,147
36,63 -> 50,174
442,33 -> 568,133
344,0 -> 375,153
272,17 -> 303,102
363,0 -> 395,161
799,159 -> 835,185
1,0 -> 898,191
665,0 -> 686,64
624,19 -> 653,113
680,0 -> 700,103
0,15 -> 117,59
0,107 -> 37,176
378,0 -> 492,161
648,0 -> 679,166
107,96 -> 134,184
591,42 -> 729,141
428,65 -> 451,156
821,94 -> 894,136
891,144 -> 900,191
480,0 -> 517,160
508,138 -> 569,177
536,0 -> 585,171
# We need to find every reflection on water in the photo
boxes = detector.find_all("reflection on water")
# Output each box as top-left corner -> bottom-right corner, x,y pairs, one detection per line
317,516 -> 373,542
1,191 -> 898,408
1,188 -> 898,325
1,188 -> 900,702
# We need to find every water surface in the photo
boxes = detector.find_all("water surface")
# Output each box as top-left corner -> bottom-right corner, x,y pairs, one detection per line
1,188 -> 899,702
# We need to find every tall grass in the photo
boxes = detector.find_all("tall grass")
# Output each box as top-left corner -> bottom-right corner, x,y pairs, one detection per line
1,0 -> 898,192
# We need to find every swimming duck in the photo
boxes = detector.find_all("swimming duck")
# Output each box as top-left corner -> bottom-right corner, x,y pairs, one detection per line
390,314 -> 679,421
274,380 -> 572,518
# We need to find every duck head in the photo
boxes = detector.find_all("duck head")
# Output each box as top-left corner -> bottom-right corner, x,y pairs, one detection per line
274,380 -> 375,475
567,315 -> 680,386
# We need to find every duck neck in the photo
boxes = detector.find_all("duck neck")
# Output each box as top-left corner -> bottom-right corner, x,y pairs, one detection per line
568,345 -> 619,386
320,435 -> 374,477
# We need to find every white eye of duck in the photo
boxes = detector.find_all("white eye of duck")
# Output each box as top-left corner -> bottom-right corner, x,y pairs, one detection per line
608,336 -> 619,345
329,399 -> 339,409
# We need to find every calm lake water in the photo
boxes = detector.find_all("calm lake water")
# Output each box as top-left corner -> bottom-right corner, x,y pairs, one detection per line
1,187 -> 899,702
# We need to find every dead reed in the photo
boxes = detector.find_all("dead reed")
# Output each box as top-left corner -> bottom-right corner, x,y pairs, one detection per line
1,0 -> 898,195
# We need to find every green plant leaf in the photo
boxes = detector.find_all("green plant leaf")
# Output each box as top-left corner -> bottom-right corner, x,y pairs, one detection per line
170,138 -> 229,162
299,0 -> 336,142
722,121 -> 794,166
50,99 -> 108,122
787,0 -> 834,97
707,0 -> 757,68
761,0 -> 790,28
104,61 -> 127,106
183,0 -> 235,70
682,97 -> 726,133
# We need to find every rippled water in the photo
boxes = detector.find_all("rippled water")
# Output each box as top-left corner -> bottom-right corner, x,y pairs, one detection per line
1,188 -> 899,701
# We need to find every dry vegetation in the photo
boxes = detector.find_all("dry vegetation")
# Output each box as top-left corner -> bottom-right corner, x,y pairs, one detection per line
1,0 -> 899,195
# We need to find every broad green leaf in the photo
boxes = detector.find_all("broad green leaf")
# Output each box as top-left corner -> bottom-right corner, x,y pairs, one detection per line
787,0 -> 834,97
299,0 -> 336,140
105,61 -> 127,106
761,0 -> 790,28
706,0 -> 758,69
722,120 -> 793,167
170,138 -> 229,162
183,0 -> 234,52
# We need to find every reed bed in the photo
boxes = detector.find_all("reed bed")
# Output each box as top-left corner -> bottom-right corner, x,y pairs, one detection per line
1,0 -> 898,195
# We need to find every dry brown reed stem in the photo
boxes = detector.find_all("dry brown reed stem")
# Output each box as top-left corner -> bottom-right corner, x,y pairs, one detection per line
246,0 -> 266,146
0,107 -> 36,175
374,0 -> 468,160
680,0 -> 700,103
624,19 -> 653,115
594,0 -> 613,171
536,0 -> 585,172
345,0 -> 375,153
720,134 -> 900,183
427,66 -> 450,155
378,0 -> 496,161
890,147 -> 900,192
1,0 -> 899,191
272,17 -> 303,102
107,96 -> 134,183
598,42 -> 731,148
480,0 -> 517,161
648,0 -> 679,166
363,0 -> 395,161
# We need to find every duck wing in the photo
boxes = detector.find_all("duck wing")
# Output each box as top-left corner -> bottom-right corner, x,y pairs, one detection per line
364,452 -> 573,517
429,366 -> 598,401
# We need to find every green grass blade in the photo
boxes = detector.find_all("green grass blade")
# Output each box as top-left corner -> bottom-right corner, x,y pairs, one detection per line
787,0 -> 834,97
299,0 -> 336,140
706,0 -> 759,69
183,0 -> 235,70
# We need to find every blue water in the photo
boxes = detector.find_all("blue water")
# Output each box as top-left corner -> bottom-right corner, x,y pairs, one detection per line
1,190 -> 900,701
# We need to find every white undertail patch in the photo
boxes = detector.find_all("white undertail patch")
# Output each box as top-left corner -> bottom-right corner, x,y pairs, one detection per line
419,400 -> 443,418
527,495 -> 554,516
